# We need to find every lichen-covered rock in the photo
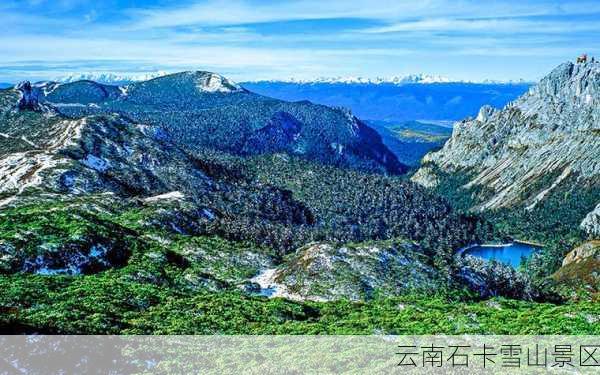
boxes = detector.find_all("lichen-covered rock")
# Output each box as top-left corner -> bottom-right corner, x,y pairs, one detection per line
553,241 -> 600,292
561,240 -> 600,267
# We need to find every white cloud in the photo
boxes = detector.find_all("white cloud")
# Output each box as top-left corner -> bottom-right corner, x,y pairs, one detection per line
361,17 -> 600,34
126,0 -> 432,29
124,0 -> 600,29
0,0 -> 598,82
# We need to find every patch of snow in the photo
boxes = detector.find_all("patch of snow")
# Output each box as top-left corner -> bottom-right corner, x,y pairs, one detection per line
20,136 -> 37,147
250,268 -> 325,301
0,152 -> 61,193
145,234 -> 172,246
202,208 -> 216,220
144,191 -> 185,203
585,94 -> 593,104
250,268 -> 281,297
81,154 -> 111,172
169,222 -> 184,234
330,142 -> 344,155
0,133 -> 9,138
27,254 -> 81,275
34,81 -> 60,96
0,196 -> 16,207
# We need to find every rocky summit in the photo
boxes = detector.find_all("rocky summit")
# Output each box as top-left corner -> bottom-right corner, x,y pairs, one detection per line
413,60 -> 600,235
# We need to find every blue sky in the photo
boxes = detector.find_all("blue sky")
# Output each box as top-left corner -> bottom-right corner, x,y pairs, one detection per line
1,0 -> 599,82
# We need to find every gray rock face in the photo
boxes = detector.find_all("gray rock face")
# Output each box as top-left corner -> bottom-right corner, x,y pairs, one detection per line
413,61 -> 600,224
0,113 -> 211,197
581,204 -> 600,237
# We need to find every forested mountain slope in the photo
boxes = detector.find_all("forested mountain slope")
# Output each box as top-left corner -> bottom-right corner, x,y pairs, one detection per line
34,72 -> 406,175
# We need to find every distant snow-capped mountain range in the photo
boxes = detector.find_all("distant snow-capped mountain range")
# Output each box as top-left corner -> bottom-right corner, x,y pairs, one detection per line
257,74 -> 454,84
51,72 -> 530,86
244,74 -> 531,85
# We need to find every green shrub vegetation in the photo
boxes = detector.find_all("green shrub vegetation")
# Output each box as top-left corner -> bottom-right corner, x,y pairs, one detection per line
2,273 -> 598,334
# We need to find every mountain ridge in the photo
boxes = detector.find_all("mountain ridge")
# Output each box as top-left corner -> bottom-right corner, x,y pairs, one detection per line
21,71 -> 405,175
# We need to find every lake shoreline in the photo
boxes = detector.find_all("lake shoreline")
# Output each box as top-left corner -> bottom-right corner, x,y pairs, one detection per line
457,239 -> 543,254
457,240 -> 542,268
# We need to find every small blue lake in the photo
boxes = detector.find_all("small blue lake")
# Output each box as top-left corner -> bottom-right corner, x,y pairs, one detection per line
462,242 -> 541,268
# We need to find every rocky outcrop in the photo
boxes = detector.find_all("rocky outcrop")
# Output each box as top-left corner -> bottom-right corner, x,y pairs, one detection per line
581,204 -> 600,237
553,241 -> 600,291
0,113 -> 212,197
413,61 -> 600,223
195,72 -> 243,93
561,240 -> 600,267
16,81 -> 39,110
253,241 -> 442,301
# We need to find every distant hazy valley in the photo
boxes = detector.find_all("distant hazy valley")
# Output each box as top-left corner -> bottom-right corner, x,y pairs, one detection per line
242,80 -> 530,166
